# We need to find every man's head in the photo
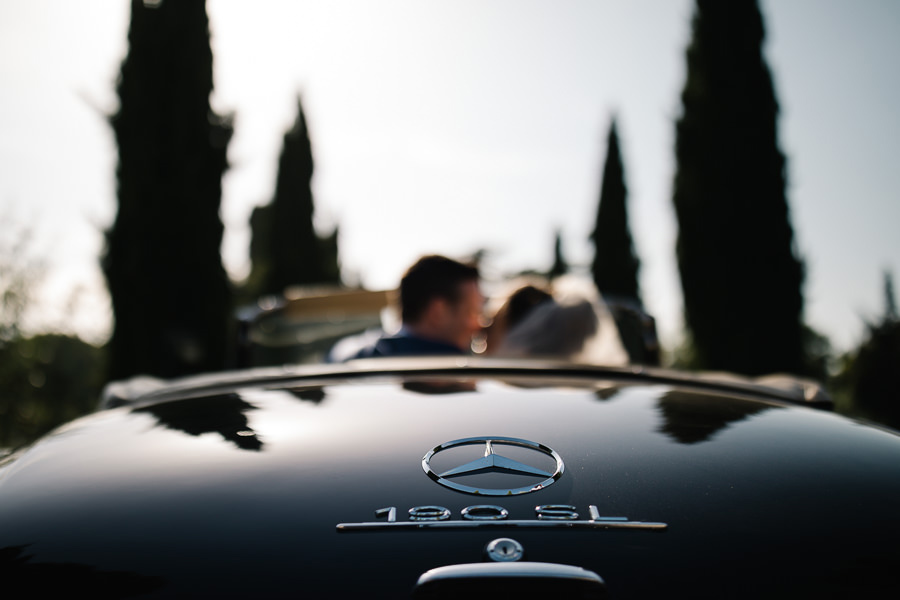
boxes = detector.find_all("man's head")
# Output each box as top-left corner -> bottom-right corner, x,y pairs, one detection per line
400,255 -> 483,352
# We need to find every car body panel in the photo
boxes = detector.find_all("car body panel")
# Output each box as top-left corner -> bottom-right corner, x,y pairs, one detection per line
1,358 -> 898,597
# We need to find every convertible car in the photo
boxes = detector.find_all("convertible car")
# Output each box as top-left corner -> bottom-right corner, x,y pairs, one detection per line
1,357 -> 898,598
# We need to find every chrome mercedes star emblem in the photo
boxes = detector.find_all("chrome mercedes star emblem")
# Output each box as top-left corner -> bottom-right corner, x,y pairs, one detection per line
422,437 -> 565,496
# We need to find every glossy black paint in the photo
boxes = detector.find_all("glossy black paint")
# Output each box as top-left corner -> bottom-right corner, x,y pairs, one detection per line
1,359 -> 898,598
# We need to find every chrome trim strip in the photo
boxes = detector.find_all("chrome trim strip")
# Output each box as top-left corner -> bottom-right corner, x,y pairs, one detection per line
336,518 -> 667,532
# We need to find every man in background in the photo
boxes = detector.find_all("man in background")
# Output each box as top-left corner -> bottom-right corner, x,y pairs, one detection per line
336,255 -> 484,360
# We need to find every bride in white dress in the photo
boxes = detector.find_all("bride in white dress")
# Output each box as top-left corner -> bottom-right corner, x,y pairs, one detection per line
483,275 -> 630,366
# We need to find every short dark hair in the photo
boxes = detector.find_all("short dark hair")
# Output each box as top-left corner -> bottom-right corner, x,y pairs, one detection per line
400,255 -> 480,324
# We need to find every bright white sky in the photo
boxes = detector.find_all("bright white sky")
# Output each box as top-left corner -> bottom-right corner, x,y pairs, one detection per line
1,0 -> 898,354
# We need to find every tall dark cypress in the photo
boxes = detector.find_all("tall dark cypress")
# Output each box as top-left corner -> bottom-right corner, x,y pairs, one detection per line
591,118 -> 641,305
104,0 -> 233,380
672,0 -> 805,375
884,270 -> 898,321
246,97 -> 339,299
548,230 -> 568,279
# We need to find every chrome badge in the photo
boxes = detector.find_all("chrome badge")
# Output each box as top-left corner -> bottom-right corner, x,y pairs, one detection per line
422,436 -> 564,496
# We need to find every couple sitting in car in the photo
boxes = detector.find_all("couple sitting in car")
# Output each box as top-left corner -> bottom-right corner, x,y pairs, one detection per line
332,254 -> 628,365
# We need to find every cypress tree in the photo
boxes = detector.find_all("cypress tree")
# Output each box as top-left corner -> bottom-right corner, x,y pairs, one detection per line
548,230 -> 569,279
884,270 -> 898,321
672,0 -> 805,376
103,0 -> 233,380
245,97 -> 339,299
591,118 -> 641,305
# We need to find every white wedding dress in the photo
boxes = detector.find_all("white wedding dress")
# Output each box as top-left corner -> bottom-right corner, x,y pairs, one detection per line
489,275 -> 630,366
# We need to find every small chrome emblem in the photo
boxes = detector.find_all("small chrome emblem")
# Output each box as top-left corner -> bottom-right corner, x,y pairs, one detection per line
485,537 -> 524,562
422,436 -> 564,496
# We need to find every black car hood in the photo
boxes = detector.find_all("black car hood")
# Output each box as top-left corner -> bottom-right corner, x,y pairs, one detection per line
1,359 -> 899,598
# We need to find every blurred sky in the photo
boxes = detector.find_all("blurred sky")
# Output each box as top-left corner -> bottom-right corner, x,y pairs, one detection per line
1,0 -> 898,353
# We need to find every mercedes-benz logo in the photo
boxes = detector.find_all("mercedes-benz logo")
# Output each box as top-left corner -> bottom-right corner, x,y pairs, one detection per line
422,436 -> 565,496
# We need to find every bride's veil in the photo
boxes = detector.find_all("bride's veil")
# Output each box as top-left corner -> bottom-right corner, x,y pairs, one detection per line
490,275 -> 630,366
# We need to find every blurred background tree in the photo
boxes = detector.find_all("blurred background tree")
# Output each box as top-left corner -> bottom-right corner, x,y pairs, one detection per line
0,222 -> 105,451
591,117 -> 641,307
103,0 -> 233,380
548,230 -> 569,279
672,0 -> 807,377
590,118 -> 657,364
243,97 -> 340,302
0,224 -> 37,345
832,270 -> 900,428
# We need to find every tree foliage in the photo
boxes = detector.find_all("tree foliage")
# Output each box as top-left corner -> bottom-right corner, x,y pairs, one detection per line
0,224 -> 105,450
0,334 -> 106,450
103,0 -> 233,380
672,0 -> 805,376
591,118 -> 641,305
244,97 -> 340,301
833,270 -> 900,428
0,223 -> 41,345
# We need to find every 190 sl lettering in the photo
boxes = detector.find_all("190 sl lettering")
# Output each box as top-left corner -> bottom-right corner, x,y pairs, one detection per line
379,504 -> 581,522
341,504 -> 667,532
